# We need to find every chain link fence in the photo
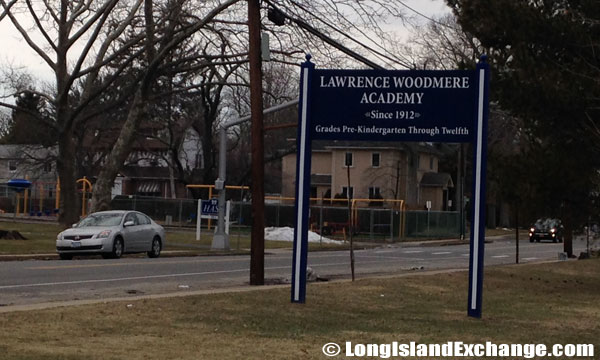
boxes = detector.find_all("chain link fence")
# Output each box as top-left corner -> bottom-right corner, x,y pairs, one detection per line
110,195 -> 462,241
0,191 -> 462,240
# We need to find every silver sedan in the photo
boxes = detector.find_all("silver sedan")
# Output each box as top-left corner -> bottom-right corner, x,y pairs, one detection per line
56,210 -> 165,260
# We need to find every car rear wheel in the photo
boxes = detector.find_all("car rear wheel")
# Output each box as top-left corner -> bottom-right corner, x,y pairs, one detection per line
147,236 -> 161,258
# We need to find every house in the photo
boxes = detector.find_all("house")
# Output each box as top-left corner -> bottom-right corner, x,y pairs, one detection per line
110,127 -> 203,199
81,125 -> 204,199
281,141 -> 453,210
0,124 -> 204,205
0,145 -> 58,212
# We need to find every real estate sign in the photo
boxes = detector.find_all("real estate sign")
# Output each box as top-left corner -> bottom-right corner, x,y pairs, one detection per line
291,55 -> 490,318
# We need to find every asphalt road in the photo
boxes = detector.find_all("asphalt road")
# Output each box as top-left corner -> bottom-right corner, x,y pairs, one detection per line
0,236 -> 589,309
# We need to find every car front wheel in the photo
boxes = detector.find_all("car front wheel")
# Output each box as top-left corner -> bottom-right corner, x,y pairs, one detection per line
147,236 -> 161,258
109,237 -> 124,259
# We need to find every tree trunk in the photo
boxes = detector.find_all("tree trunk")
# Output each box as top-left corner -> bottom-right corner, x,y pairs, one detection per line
90,88 -> 147,212
169,157 -> 177,199
53,1 -> 80,227
56,133 -> 80,226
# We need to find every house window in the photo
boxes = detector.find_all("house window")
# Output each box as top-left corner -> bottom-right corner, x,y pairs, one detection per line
372,153 -> 380,167
344,152 -> 353,167
8,161 -> 17,172
341,186 -> 354,199
368,187 -> 381,199
44,162 -> 52,173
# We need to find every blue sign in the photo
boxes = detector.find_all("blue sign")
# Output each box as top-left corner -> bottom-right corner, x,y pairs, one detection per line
201,199 -> 219,215
310,69 -> 478,143
291,55 -> 490,319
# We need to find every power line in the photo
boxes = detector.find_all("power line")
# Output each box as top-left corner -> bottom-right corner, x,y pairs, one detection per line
283,0 -> 413,69
264,0 -> 384,69
397,1 -> 455,30
264,0 -> 412,69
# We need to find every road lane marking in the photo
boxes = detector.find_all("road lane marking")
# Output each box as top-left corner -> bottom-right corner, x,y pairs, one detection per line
374,249 -> 398,254
2,257 -> 450,290
28,258 -> 252,270
431,252 -> 452,255
402,250 -> 424,254
358,255 -> 425,261
491,255 -> 509,258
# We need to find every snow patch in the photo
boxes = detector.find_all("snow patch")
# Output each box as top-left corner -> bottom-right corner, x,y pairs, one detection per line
264,227 -> 343,244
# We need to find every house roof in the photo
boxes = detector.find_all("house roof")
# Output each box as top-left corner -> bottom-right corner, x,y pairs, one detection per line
420,172 -> 454,188
0,144 -> 57,159
314,140 -> 406,151
310,140 -> 443,156
118,166 -> 171,180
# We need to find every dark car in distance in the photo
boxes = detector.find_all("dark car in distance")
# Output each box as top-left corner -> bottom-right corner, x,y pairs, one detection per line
529,218 -> 563,243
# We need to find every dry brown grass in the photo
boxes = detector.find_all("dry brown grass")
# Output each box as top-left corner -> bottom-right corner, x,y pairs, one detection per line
0,259 -> 598,359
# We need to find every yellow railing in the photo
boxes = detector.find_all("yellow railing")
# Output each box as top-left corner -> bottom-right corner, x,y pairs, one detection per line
76,176 -> 92,217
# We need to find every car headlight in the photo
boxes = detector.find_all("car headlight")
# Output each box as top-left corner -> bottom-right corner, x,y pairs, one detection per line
550,228 -> 556,233
530,227 -> 535,232
97,230 -> 112,238
56,232 -> 63,241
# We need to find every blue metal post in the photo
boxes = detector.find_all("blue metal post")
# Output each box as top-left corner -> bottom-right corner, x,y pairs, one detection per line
291,55 -> 314,303
468,56 -> 490,318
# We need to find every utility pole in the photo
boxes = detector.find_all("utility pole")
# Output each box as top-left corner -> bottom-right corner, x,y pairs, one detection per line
248,0 -> 265,285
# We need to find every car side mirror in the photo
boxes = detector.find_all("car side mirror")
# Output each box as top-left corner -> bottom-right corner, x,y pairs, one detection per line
124,220 -> 135,227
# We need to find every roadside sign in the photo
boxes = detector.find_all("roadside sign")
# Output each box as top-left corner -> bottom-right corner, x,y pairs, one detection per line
291,55 -> 490,319
201,199 -> 219,217
196,199 -> 231,241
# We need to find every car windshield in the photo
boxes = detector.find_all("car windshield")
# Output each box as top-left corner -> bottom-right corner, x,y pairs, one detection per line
534,218 -> 559,230
76,213 -> 123,227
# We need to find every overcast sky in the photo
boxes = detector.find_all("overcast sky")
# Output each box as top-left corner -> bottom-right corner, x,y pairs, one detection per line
0,0 -> 449,83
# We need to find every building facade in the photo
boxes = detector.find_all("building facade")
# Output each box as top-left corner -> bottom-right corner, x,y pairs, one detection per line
281,141 -> 453,210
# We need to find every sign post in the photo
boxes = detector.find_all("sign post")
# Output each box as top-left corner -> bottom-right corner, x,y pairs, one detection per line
467,57 -> 490,318
291,55 -> 490,318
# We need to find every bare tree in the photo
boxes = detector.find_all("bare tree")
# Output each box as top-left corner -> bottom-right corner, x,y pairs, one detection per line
0,0 -> 147,225
1,0 -> 416,224
0,0 -> 241,224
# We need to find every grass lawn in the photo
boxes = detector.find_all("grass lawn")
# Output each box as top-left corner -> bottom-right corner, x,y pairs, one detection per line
0,219 -> 527,256
0,220 -> 345,255
0,259 -> 598,359
0,221 -> 63,254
